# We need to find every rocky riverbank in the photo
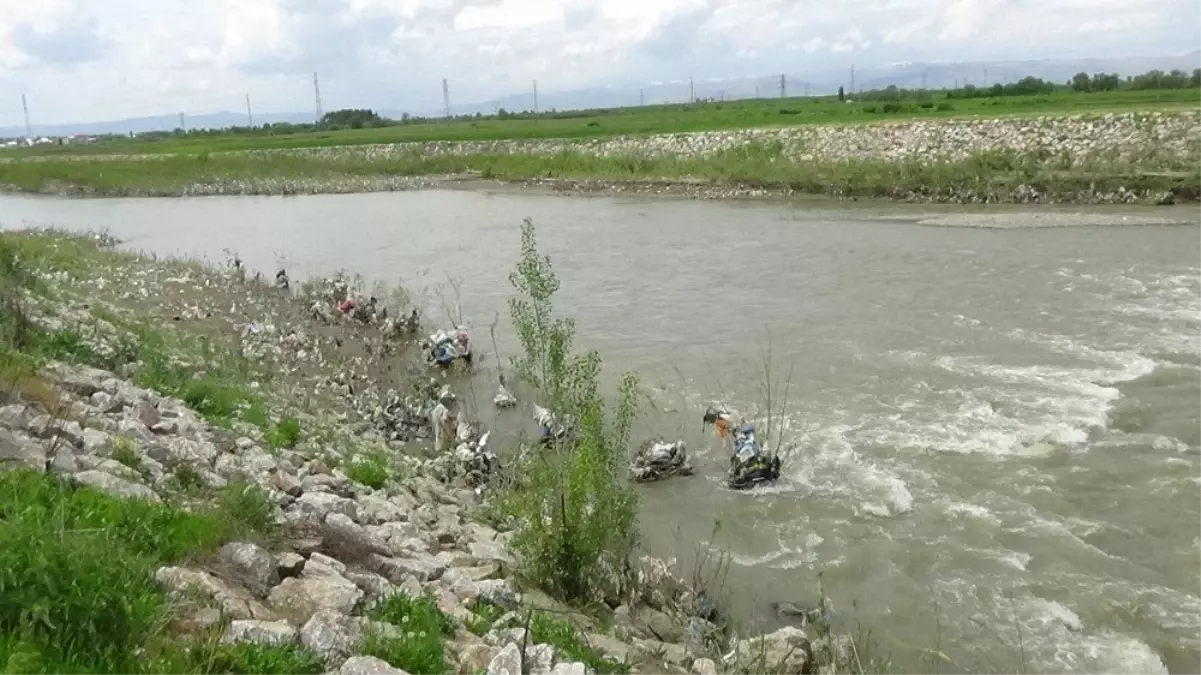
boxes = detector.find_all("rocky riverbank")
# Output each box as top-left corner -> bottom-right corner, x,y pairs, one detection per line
1,111 -> 1198,205
0,229 -> 864,675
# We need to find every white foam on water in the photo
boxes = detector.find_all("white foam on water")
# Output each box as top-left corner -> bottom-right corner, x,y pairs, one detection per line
937,498 -> 1003,526
786,421 -> 916,518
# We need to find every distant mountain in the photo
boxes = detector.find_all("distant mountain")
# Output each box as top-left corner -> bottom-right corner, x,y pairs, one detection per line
0,111 -> 319,140
2,51 -> 1196,138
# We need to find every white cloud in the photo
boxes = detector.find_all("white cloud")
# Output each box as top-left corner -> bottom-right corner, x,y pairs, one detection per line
0,0 -> 1197,126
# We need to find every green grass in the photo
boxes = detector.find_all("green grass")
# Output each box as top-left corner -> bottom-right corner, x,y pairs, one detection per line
4,88 -> 1198,158
0,470 -> 278,674
343,450 -> 391,489
363,592 -> 455,674
146,640 -> 325,675
527,612 -> 630,675
265,416 -> 301,450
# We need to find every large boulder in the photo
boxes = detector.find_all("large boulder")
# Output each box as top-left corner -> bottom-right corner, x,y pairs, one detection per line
217,541 -> 280,598
267,553 -> 364,623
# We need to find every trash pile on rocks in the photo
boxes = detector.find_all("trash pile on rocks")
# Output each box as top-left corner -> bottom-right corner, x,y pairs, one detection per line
629,439 -> 694,483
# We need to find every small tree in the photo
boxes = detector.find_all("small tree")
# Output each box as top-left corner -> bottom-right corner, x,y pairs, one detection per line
502,218 -> 640,605
837,86 -> 845,102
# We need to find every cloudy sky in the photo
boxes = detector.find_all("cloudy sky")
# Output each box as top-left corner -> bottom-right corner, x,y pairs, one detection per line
1,0 -> 1198,125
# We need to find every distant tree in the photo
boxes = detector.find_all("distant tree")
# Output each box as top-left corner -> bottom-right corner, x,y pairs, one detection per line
1070,72 -> 1091,92
320,108 -> 386,129
837,86 -> 845,102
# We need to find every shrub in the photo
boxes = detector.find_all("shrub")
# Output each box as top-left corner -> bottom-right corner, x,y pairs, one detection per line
500,218 -> 640,606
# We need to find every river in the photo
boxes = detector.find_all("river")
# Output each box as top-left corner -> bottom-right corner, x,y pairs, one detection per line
2,190 -> 1199,674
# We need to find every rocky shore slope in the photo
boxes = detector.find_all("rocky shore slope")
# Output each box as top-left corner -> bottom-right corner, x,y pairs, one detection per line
0,230 -> 859,675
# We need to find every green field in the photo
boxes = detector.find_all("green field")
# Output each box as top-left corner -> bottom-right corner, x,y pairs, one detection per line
6,88 -> 1198,158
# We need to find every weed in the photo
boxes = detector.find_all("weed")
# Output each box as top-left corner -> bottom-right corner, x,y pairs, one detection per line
110,436 -> 142,471
464,599 -> 507,635
528,612 -> 630,674
364,592 -> 454,674
146,637 -> 325,674
344,451 -> 391,489
265,416 -> 302,449
211,480 -> 279,544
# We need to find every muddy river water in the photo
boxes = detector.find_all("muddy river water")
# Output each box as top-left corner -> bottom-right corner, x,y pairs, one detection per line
2,190 -> 1199,674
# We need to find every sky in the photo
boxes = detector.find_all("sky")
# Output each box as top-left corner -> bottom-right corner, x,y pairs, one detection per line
1,0 -> 1199,126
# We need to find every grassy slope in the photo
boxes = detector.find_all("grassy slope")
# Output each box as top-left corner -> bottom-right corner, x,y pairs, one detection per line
5,88 -> 1198,157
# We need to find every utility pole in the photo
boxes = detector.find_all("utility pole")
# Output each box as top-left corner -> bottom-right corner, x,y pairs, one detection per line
313,72 -> 323,123
754,84 -> 759,98
689,77 -> 694,102
179,112 -> 186,132
532,80 -> 539,113
804,82 -> 810,97
983,67 -> 989,87
245,93 -> 254,127
442,79 -> 451,118
21,94 -> 32,140
850,65 -> 856,94
780,74 -> 786,98
639,89 -> 644,106
922,69 -> 928,89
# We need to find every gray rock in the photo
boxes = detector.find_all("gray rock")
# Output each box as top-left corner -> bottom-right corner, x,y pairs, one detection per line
49,448 -> 77,474
337,656 -> 411,675
72,470 -> 159,502
0,428 -> 46,472
46,362 -> 109,397
345,570 -> 394,601
116,417 -> 156,443
165,436 -> 218,466
476,579 -> 520,610
550,662 -> 587,675
267,554 -> 364,623
132,401 -> 161,429
368,553 -> 445,584
486,643 -> 523,675
290,491 -> 358,523
440,567 -> 480,602
155,566 -> 275,620
691,657 -> 718,675
458,644 -> 500,674
635,606 -> 684,643
278,552 -> 307,578
222,619 -> 298,646
0,404 -> 29,430
81,428 -> 113,455
469,540 -> 515,567
733,626 -> 810,674
354,494 -> 408,525
584,633 -> 631,663
218,541 -> 280,597
300,609 -> 362,660
324,512 -> 391,557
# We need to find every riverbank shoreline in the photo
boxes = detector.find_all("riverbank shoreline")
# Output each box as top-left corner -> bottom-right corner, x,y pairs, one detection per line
0,228 -> 870,675
2,111 -> 1198,206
